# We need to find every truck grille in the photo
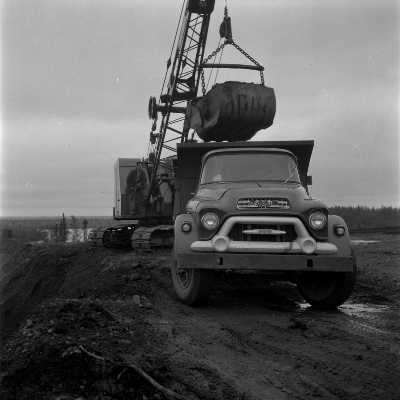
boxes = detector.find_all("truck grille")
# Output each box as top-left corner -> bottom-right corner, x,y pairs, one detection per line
237,198 -> 290,210
229,223 -> 297,243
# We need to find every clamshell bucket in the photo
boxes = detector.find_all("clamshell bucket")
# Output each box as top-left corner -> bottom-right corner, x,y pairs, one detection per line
184,81 -> 276,142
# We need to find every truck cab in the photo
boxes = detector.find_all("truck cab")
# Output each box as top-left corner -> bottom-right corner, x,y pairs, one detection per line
172,141 -> 356,309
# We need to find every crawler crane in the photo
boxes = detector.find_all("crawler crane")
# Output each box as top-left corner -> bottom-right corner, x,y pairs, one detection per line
96,0 -> 272,249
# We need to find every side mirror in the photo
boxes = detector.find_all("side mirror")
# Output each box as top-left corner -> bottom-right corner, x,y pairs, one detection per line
300,175 -> 312,187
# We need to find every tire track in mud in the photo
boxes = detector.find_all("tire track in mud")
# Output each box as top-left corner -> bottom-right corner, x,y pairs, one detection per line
149,274 -> 400,400
219,304 -> 400,399
203,313 -> 358,399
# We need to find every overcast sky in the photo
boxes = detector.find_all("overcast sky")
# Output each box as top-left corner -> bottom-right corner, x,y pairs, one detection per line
1,0 -> 399,217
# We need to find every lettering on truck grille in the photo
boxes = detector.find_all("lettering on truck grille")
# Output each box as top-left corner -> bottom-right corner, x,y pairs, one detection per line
237,198 -> 290,210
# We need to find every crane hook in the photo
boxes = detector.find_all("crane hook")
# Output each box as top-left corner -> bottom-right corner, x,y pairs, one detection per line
219,6 -> 232,44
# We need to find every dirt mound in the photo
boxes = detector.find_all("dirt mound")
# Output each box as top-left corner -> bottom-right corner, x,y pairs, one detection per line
0,241 -> 177,400
1,240 -> 78,341
1,298 -> 168,400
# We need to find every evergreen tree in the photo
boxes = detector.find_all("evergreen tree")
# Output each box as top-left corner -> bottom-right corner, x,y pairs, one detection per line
70,215 -> 79,242
60,213 -> 68,242
82,218 -> 88,242
52,223 -> 60,242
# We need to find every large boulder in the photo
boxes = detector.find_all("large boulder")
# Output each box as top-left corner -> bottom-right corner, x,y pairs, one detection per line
185,81 -> 276,142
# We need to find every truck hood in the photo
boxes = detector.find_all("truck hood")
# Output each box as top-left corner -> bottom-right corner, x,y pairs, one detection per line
196,182 -> 259,200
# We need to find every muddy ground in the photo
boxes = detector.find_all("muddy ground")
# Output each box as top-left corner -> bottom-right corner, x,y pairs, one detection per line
0,233 -> 399,400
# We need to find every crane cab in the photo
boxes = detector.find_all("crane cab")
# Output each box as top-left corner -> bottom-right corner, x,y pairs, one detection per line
114,158 -> 143,219
114,158 -> 176,221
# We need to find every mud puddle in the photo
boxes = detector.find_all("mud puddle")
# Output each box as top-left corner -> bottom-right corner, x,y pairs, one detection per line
297,301 -> 400,352
339,303 -> 389,315
298,302 -> 389,316
351,240 -> 380,245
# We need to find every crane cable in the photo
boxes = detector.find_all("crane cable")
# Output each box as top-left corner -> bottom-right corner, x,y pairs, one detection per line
209,38 -> 224,90
147,1 -> 185,160
205,0 -> 228,92
160,0 -> 186,99
161,0 -> 230,98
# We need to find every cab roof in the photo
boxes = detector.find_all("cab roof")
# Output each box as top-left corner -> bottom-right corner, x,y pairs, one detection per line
202,147 -> 297,160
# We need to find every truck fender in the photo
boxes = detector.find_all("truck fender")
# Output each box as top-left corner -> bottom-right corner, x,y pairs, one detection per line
174,214 -> 200,262
327,215 -> 352,257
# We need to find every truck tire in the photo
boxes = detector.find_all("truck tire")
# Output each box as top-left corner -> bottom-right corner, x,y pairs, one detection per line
171,255 -> 214,306
297,250 -> 357,309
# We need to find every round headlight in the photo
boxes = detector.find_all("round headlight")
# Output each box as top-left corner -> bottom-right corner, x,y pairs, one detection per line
309,212 -> 327,230
201,213 -> 219,230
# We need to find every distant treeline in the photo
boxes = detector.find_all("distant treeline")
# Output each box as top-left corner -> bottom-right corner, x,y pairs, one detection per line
0,216 -> 113,228
0,215 -> 114,243
329,206 -> 400,230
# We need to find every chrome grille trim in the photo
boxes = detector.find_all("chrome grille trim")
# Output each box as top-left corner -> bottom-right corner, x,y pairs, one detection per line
190,216 -> 338,255
233,224 -> 295,242
237,198 -> 290,210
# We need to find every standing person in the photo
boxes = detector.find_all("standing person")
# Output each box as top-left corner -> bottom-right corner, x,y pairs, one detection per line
126,162 -> 148,215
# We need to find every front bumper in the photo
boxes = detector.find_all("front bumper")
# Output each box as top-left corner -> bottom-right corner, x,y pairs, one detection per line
191,216 -> 336,255
178,253 -> 354,272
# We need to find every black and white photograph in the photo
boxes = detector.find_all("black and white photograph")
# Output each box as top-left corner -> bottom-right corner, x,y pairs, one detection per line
1,1 -> 399,399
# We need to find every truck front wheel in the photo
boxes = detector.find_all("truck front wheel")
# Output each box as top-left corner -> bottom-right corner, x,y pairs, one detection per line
171,256 -> 214,306
297,251 -> 357,309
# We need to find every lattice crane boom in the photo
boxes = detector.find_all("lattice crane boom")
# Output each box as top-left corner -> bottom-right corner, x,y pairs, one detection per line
146,0 -> 216,202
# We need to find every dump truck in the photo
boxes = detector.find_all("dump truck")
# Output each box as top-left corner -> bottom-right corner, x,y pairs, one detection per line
171,140 -> 357,309
99,0 -> 356,309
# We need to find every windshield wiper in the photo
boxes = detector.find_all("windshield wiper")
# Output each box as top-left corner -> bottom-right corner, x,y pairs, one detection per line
284,167 -> 297,184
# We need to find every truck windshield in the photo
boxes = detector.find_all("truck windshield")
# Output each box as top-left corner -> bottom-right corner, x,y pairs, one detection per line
200,153 -> 300,184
